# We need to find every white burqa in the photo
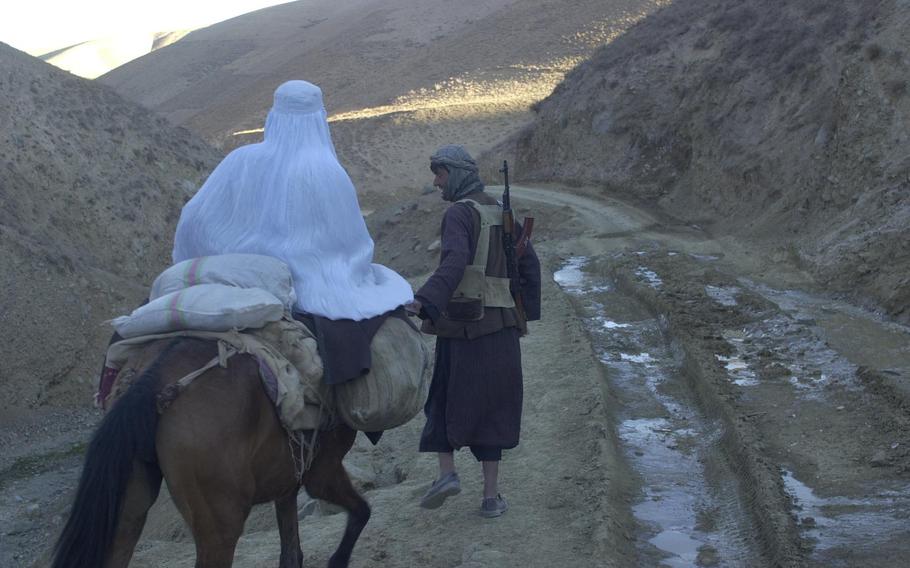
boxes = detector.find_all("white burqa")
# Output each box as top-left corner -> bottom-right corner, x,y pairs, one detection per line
172,80 -> 413,320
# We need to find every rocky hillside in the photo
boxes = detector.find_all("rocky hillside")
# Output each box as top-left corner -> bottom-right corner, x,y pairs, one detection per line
98,0 -> 668,204
0,43 -> 222,414
505,0 -> 910,321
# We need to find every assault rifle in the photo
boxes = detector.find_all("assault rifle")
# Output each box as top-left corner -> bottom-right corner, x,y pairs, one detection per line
500,160 -> 534,334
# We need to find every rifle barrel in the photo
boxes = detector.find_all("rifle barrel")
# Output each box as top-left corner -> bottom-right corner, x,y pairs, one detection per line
500,160 -> 510,210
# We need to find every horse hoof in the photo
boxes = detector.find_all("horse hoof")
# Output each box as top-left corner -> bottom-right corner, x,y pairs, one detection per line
327,553 -> 349,568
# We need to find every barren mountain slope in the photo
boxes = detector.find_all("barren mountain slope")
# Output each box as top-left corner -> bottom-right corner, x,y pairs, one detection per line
0,43 -> 221,415
99,0 -> 669,203
506,0 -> 910,321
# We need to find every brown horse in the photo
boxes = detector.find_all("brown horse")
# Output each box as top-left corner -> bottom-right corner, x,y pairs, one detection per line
51,337 -> 369,568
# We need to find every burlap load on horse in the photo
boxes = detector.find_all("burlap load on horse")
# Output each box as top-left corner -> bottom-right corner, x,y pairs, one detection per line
105,253 -> 430,433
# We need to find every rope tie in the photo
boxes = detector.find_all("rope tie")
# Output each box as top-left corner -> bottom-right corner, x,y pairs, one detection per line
156,341 -> 239,412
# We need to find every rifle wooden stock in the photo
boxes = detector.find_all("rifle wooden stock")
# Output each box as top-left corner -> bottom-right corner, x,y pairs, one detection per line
516,217 -> 534,258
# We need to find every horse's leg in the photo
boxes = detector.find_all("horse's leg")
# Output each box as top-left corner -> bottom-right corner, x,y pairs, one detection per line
303,426 -> 370,568
190,500 -> 249,568
275,488 -> 303,568
165,471 -> 252,568
159,389 -> 252,568
104,461 -> 163,568
157,351 -> 272,568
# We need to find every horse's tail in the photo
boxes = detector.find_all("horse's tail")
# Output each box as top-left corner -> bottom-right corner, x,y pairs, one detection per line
51,339 -> 182,568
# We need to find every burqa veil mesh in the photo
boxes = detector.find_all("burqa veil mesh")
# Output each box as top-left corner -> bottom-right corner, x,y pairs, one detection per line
172,80 -> 413,320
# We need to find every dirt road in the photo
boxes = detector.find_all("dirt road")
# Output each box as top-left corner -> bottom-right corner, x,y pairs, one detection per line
524,184 -> 910,567
3,185 -> 909,567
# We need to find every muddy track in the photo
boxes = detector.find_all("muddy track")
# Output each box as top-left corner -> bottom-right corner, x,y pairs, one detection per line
608,267 -> 804,566
553,255 -> 799,566
530,184 -> 910,567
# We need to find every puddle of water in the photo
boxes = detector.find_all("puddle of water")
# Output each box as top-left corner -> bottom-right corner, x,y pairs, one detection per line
554,258 -> 760,567
622,413 -> 713,566
621,352 -> 655,364
715,355 -> 747,372
705,285 -> 739,307
743,283 -> 832,316
553,256 -> 610,295
635,266 -> 663,288
649,531 -> 702,568
613,356 -> 751,567
587,314 -> 633,332
740,280 -> 910,375
689,253 -> 720,262
715,354 -> 758,386
719,306 -> 856,398
553,256 -> 587,290
782,469 -> 910,558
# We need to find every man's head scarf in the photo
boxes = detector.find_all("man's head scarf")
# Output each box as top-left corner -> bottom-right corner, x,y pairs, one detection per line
172,80 -> 413,320
430,144 -> 485,202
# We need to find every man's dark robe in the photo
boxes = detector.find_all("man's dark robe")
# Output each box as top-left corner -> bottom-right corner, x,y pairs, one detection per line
416,193 -> 541,451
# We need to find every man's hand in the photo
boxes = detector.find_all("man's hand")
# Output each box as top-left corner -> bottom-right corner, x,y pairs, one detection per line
405,299 -> 423,316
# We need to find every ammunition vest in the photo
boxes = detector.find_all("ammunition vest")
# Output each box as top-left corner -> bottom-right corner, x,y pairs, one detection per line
449,198 -> 514,311
421,196 -> 519,339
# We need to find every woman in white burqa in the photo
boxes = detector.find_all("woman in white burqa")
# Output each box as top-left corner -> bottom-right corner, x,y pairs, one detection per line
172,80 -> 413,388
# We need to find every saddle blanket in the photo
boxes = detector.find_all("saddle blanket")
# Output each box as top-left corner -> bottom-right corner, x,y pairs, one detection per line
106,317 -> 329,431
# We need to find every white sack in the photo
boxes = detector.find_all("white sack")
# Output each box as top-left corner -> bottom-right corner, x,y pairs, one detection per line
112,284 -> 284,338
334,317 -> 431,432
150,254 -> 297,309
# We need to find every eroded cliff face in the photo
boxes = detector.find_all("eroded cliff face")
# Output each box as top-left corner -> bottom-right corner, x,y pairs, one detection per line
505,0 -> 910,320
0,43 -> 222,411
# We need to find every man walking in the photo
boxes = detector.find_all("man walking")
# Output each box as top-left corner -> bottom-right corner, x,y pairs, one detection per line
408,144 -> 541,517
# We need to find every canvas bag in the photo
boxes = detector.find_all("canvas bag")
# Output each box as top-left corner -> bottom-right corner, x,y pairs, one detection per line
111,284 -> 284,339
151,254 -> 298,309
333,317 -> 432,431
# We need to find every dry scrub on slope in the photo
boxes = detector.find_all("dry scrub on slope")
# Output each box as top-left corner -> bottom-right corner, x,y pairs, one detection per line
0,43 -> 221,414
506,0 -> 910,321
